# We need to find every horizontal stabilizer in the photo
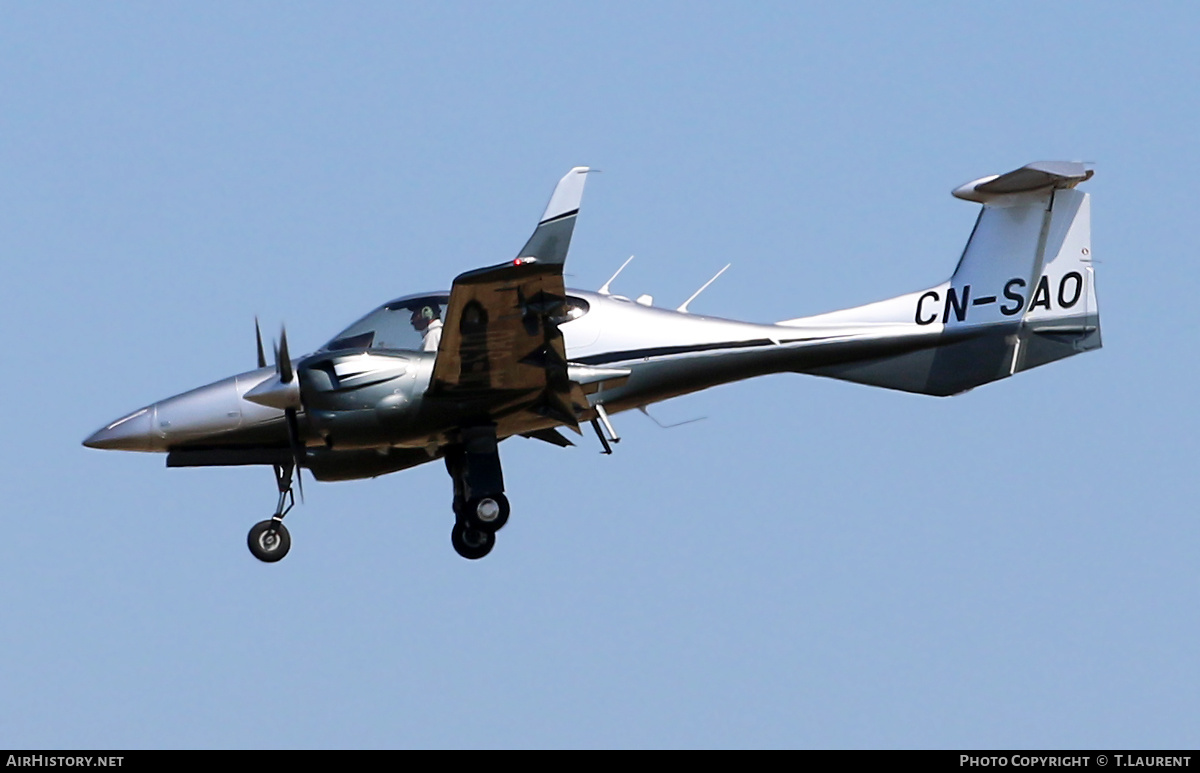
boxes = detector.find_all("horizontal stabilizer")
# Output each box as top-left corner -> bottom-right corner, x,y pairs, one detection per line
953,161 -> 1092,203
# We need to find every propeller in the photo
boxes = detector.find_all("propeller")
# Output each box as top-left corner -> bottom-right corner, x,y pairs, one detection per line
277,325 -> 295,384
276,326 -> 305,501
255,316 -> 267,369
246,320 -> 306,500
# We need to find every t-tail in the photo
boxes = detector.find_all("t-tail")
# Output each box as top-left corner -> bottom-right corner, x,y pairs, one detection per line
780,161 -> 1100,396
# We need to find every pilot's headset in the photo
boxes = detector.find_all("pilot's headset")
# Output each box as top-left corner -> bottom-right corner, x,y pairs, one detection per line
412,305 -> 437,330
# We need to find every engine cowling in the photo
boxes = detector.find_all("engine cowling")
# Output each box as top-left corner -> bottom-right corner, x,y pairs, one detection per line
299,350 -> 435,449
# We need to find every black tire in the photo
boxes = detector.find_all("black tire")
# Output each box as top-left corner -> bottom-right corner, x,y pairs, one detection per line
451,522 -> 495,560
463,493 -> 510,533
248,520 -> 291,563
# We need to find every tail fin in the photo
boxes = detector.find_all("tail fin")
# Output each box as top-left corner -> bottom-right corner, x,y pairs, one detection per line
947,161 -> 1100,375
789,161 -> 1100,396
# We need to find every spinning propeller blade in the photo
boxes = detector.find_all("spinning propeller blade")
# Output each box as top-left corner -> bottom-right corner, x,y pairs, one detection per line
255,317 -> 267,369
270,324 -> 304,501
278,326 -> 294,384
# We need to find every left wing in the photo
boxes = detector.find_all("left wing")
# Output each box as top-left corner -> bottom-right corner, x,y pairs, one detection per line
427,167 -> 591,429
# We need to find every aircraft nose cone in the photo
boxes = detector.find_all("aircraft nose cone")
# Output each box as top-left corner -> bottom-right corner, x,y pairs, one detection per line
83,407 -> 157,451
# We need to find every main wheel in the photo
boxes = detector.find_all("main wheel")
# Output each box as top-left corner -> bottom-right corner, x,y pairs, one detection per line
463,493 -> 510,533
451,522 -> 495,560
248,519 -> 291,563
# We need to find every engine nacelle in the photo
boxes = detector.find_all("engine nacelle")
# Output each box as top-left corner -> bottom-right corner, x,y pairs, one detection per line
299,350 -> 435,449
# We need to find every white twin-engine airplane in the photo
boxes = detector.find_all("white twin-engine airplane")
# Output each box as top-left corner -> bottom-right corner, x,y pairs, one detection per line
84,161 -> 1100,562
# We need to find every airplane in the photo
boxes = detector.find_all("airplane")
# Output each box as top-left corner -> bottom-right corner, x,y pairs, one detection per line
84,161 -> 1100,562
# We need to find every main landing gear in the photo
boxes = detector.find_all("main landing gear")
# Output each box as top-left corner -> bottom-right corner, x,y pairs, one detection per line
247,463 -> 296,563
445,426 -> 510,560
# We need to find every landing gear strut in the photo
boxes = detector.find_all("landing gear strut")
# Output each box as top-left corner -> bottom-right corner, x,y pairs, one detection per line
247,463 -> 296,563
445,425 -> 508,560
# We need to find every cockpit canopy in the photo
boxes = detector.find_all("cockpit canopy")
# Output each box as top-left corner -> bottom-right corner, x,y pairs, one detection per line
323,293 -> 450,353
322,292 -> 593,354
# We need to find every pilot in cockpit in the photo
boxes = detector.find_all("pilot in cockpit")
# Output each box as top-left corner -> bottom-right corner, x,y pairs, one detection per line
410,304 -> 443,352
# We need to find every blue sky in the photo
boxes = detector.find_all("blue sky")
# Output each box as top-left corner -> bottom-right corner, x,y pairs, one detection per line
2,2 -> 1197,748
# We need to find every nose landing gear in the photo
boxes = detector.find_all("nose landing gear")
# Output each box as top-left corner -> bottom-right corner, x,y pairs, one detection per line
247,462 -> 296,563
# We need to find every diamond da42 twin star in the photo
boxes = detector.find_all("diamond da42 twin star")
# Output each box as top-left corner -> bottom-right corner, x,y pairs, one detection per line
84,162 -> 1101,561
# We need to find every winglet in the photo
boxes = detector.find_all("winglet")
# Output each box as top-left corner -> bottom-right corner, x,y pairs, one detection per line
516,167 -> 591,265
539,166 -> 590,223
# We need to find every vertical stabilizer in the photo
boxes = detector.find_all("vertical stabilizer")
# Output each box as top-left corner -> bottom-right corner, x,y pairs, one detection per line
787,162 -> 1100,396
947,162 -> 1100,377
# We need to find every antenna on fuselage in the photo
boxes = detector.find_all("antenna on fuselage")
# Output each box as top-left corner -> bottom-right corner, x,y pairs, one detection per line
677,264 -> 731,313
598,255 -> 635,295
638,405 -> 706,429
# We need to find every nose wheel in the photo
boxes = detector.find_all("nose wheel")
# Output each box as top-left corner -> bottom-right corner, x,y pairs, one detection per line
248,519 -> 291,562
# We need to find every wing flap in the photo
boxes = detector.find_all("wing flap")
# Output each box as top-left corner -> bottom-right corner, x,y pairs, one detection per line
520,428 -> 575,448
